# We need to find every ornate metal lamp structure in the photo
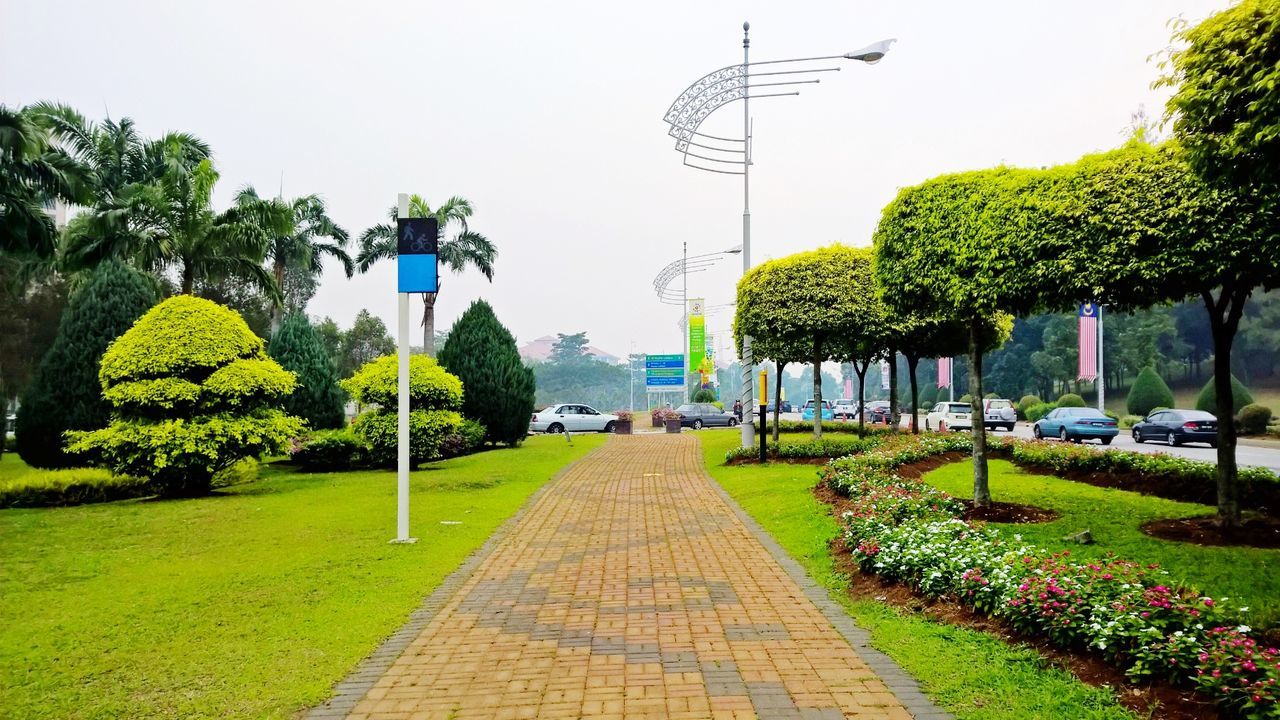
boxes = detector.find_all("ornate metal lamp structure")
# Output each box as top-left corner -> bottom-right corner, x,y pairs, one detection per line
663,22 -> 894,448
652,242 -> 742,402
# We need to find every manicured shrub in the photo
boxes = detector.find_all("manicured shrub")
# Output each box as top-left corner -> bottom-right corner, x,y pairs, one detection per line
290,430 -> 368,472
692,389 -> 717,403
269,313 -> 346,430
1126,367 -> 1175,417
918,384 -> 938,407
1196,374 -> 1254,416
958,393 -> 973,404
1237,404 -> 1273,436
1025,402 -> 1058,422
0,466 -> 153,508
441,418 -> 487,459
340,355 -> 464,467
724,435 -> 885,462
1119,414 -> 1143,429
1056,393 -> 1086,408
1017,395 -> 1042,420
437,300 -> 536,446
66,296 -> 305,497
16,261 -> 158,468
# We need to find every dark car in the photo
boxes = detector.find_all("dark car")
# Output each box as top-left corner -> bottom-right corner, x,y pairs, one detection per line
864,401 -> 892,424
1132,409 -> 1218,447
675,403 -> 739,430
764,400 -> 793,414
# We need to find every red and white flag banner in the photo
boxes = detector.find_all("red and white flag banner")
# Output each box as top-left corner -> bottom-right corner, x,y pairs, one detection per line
937,357 -> 951,388
1078,302 -> 1099,381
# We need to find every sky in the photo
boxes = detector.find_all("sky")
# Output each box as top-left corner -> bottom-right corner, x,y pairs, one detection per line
1,0 -> 1230,361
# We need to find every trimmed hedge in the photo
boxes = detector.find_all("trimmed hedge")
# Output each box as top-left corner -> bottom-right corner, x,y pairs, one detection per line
725,435 -> 884,463
1024,402 -> 1058,422
1056,393 -> 1086,408
0,467 -> 152,508
290,430 -> 368,472
1126,367 -> 1175,417
753,420 -> 891,436
1238,404 -> 1272,436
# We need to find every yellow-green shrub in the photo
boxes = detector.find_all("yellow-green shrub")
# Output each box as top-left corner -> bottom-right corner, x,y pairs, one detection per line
341,354 -> 466,467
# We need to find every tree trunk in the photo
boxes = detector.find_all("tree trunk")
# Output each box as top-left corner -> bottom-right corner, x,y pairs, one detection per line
970,318 -> 991,507
907,355 -> 921,434
854,361 -> 868,432
270,258 -> 286,337
888,351 -> 899,433
773,361 -> 785,443
812,343 -> 823,440
181,263 -> 195,295
1204,287 -> 1247,528
421,292 -> 437,356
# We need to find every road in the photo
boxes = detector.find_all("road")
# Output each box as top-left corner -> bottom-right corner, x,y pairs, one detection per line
768,411 -> 1280,473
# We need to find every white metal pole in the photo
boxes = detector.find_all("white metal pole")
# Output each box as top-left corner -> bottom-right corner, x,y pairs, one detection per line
739,21 -> 756,450
948,358 -> 954,402
1097,306 -> 1106,413
683,241 -> 689,405
393,192 -> 416,544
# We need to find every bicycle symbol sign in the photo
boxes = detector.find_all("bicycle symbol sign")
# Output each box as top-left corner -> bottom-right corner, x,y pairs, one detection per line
396,217 -> 439,293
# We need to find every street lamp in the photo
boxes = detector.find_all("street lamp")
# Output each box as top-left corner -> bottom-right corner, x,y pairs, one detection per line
652,243 -> 742,403
663,22 -> 895,449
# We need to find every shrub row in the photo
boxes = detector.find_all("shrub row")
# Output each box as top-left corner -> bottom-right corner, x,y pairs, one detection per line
0,467 -> 153,508
823,437 -> 1278,717
288,419 -> 487,473
752,420 -> 892,436
724,435 -> 885,463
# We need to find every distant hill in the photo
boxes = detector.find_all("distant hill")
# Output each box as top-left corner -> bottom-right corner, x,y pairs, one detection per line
518,335 -> 622,365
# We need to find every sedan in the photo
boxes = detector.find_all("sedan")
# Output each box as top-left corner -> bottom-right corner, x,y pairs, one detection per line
1132,409 -> 1218,447
1033,407 -> 1118,444
530,404 -> 619,433
832,400 -> 859,420
865,401 -> 892,424
925,402 -> 972,432
675,403 -> 739,430
800,400 -> 834,422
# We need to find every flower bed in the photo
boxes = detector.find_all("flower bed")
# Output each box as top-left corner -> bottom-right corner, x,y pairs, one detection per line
724,435 -> 886,463
825,436 -> 1279,718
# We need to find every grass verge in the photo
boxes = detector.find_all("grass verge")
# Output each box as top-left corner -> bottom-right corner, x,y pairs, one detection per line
923,459 -> 1280,628
697,428 -> 1133,720
0,433 -> 606,719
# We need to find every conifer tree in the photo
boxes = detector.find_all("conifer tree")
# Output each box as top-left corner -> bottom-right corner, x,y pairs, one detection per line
16,261 -> 158,467
438,300 -> 535,446
268,313 -> 346,429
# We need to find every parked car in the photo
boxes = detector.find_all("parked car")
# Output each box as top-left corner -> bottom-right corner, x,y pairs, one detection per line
800,399 -> 834,422
925,402 -> 972,431
1033,407 -> 1118,444
529,404 -> 619,434
982,398 -> 1018,431
833,399 -> 859,420
764,399 -> 793,414
864,401 -> 892,424
1132,409 -> 1218,447
675,403 -> 739,429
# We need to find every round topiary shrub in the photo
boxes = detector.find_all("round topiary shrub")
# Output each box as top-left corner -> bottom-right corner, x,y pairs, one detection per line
692,389 -> 717,403
1126,367 -> 1175,417
958,394 -> 973,404
1195,374 -> 1254,417
16,260 -> 158,468
1057,393 -> 1086,408
1237,404 -> 1272,436
66,296 -> 305,496
1017,395 -> 1043,419
340,354 -> 464,467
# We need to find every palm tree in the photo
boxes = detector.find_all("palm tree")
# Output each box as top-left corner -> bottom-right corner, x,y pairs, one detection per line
26,102 -> 210,271
149,159 -> 285,298
0,105 -> 89,273
357,194 -> 495,355
235,187 -> 352,335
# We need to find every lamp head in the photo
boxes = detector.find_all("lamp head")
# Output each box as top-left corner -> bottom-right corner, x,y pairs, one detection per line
844,38 -> 896,64
724,244 -> 743,255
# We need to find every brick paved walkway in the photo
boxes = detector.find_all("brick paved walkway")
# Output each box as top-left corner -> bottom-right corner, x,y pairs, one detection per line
311,434 -> 944,720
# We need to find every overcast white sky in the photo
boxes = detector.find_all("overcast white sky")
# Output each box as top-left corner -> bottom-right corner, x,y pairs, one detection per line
2,0 -> 1229,359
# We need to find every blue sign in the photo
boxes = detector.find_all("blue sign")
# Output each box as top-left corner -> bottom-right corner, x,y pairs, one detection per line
397,218 -> 439,293
645,354 -> 684,370
645,376 -> 684,387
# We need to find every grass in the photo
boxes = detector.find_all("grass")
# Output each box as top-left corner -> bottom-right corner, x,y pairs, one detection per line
696,429 -> 1133,720
923,459 -> 1280,628
0,433 -> 606,719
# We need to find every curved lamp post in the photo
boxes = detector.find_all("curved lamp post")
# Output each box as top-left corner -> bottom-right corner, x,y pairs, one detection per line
653,242 -> 742,402
663,22 -> 895,448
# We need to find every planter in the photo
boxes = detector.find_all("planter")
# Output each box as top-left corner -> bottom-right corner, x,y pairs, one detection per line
652,417 -> 663,428
664,418 -> 682,434
614,420 -> 633,435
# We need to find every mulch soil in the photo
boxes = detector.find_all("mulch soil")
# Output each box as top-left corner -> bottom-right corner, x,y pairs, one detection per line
814,460 -> 1225,720
1142,514 -> 1280,549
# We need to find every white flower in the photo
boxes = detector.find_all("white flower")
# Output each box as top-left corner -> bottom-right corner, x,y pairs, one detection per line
1237,625 -> 1251,634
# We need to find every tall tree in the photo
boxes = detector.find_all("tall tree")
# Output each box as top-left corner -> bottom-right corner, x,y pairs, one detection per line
0,104 -> 88,273
268,313 -> 346,429
356,194 -> 496,355
550,332 -> 590,364
235,187 -> 351,334
339,310 -> 396,378
16,261 -> 158,467
438,300 -> 535,446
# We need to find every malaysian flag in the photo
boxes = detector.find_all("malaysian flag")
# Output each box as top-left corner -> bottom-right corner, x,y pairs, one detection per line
1078,302 -> 1099,381
937,357 -> 951,388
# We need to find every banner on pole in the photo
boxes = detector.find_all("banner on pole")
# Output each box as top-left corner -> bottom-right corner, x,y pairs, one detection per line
937,357 -> 951,388
1078,302 -> 1099,381
880,359 -> 891,391
688,298 -> 705,371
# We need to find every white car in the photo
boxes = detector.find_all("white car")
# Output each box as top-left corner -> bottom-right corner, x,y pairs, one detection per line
982,398 -> 1017,431
529,404 -> 619,434
832,399 -> 859,420
925,402 -> 973,432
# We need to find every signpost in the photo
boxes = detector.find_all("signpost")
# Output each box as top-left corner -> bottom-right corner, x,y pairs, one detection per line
646,354 -> 685,389
392,194 -> 439,545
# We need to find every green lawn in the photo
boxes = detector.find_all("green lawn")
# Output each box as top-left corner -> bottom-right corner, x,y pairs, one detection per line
0,434 -> 606,719
924,459 -> 1280,628
696,429 -> 1132,720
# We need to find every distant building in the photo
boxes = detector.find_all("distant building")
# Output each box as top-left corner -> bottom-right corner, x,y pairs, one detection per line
43,199 -> 67,229
518,335 -> 622,365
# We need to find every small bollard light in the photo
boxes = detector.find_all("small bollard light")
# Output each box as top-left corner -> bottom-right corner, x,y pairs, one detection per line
758,370 -> 768,463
